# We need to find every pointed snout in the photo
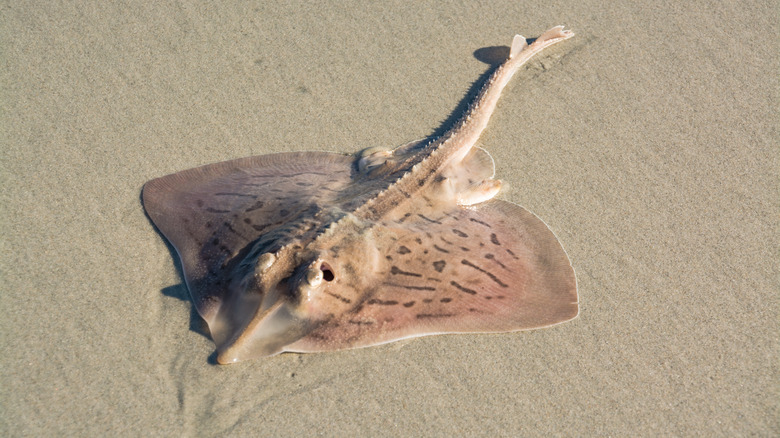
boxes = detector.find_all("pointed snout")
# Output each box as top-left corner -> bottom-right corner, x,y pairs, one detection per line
215,303 -> 309,364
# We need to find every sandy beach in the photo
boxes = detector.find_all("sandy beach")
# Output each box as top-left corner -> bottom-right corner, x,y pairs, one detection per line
2,2 -> 777,436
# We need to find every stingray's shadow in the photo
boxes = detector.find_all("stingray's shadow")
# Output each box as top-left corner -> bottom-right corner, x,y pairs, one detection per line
161,284 -> 218,364
160,284 -> 211,338
428,41 -> 534,139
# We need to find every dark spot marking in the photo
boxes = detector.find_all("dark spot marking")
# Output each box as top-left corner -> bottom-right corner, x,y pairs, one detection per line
470,218 -> 492,228
485,296 -> 493,300
432,260 -> 446,273
440,298 -> 452,303
399,189 -> 412,198
206,207 -> 230,213
461,259 -> 508,288
490,233 -> 501,246
416,313 -> 454,319
205,221 -> 212,228
196,199 -> 204,207
326,291 -> 350,303
212,238 -> 219,246
496,295 -> 506,299
295,181 -> 314,187
506,248 -> 520,260
243,217 -> 252,224
390,266 -> 422,277
403,301 -> 415,307
417,214 -> 442,224
215,192 -> 254,198
367,299 -> 399,306
423,298 -> 433,303
398,212 -> 412,223
415,237 -> 422,244
397,246 -> 411,255
450,280 -> 477,295
245,200 -> 265,212
252,170 -> 331,178
460,246 -> 470,252
452,229 -> 468,238
385,255 -> 393,261
279,209 -> 289,217
348,320 -> 373,325
441,237 -> 453,245
433,245 -> 449,254
485,253 -> 507,269
385,283 -> 436,291
222,222 -> 243,238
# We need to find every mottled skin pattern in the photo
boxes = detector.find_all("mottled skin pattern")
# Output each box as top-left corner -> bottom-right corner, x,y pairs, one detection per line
143,26 -> 578,363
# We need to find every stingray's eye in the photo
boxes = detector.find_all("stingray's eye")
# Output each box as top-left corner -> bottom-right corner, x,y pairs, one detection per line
320,263 -> 335,282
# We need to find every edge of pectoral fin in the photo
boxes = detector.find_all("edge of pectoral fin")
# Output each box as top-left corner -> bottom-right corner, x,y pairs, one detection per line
286,199 -> 577,353
142,151 -> 356,325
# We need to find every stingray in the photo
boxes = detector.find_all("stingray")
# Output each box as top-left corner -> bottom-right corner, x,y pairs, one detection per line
143,26 -> 578,364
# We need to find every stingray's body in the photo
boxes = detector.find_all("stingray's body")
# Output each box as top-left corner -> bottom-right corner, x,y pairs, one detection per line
143,27 -> 578,364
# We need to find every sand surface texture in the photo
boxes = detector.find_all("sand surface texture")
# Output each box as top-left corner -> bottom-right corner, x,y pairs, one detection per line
2,2 -> 777,436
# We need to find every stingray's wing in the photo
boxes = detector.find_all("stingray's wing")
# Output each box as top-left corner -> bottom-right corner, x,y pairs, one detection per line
288,199 -> 577,352
143,152 -> 358,323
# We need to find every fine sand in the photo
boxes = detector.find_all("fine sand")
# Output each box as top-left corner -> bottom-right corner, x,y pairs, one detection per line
2,2 -> 777,436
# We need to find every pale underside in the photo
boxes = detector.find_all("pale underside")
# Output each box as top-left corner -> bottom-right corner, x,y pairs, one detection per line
143,26 -> 578,363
